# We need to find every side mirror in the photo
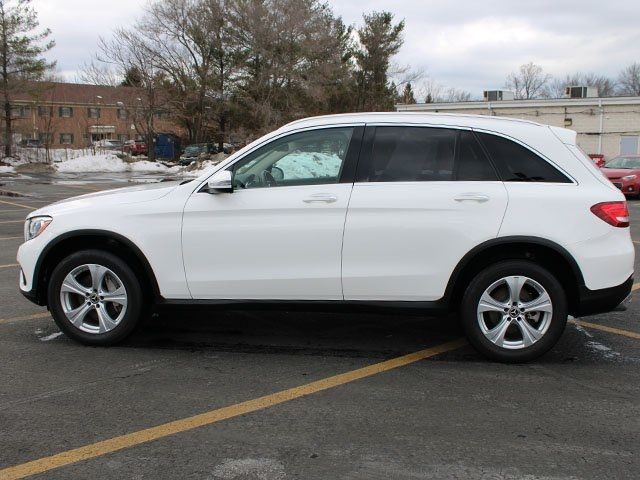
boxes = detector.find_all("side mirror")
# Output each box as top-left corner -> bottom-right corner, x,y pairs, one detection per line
206,170 -> 233,194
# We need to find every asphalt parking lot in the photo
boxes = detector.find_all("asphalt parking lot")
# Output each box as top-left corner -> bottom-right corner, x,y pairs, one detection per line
0,176 -> 639,480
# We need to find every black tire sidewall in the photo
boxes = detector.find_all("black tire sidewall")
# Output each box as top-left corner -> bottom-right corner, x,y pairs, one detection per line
47,249 -> 143,346
460,260 -> 568,363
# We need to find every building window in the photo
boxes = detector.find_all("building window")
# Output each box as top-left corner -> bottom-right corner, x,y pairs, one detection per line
88,107 -> 101,119
59,106 -> 73,118
117,108 -> 128,120
38,106 -> 53,117
59,133 -> 74,145
38,133 -> 52,145
117,134 -> 129,142
11,106 -> 31,118
620,136 -> 639,155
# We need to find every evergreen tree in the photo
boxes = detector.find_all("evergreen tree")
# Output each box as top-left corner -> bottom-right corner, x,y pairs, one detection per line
402,82 -> 416,104
354,11 -> 404,111
0,0 -> 54,157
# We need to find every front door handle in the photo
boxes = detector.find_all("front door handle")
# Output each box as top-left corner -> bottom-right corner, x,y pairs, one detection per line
454,193 -> 490,203
303,193 -> 338,204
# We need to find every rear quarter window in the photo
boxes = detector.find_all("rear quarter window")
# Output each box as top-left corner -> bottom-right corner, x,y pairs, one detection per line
477,132 -> 571,183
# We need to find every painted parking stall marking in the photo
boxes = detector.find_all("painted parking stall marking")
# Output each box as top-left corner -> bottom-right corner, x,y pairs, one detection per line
0,312 -> 51,326
0,338 -> 466,480
0,199 -> 35,210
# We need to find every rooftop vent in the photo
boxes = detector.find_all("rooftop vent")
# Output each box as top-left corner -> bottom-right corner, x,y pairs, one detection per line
564,86 -> 598,99
483,90 -> 515,102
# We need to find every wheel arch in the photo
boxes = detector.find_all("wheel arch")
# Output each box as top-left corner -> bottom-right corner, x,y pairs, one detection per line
444,236 -> 584,316
32,229 -> 161,306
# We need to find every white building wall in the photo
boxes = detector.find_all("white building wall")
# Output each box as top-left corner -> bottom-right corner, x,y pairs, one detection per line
397,98 -> 640,161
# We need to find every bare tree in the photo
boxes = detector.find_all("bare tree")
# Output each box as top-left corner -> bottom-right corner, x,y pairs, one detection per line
618,62 -> 640,96
505,62 -> 550,100
0,0 -> 55,157
93,28 -> 164,160
417,78 -> 472,103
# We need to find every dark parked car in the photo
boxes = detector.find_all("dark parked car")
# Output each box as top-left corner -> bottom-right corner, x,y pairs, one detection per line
179,143 -> 216,165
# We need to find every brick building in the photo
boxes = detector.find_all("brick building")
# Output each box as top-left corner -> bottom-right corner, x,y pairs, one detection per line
5,82 -> 182,149
396,94 -> 640,161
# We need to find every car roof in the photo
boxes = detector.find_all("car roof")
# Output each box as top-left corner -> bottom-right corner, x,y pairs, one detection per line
278,111 -> 577,147
280,112 -> 546,130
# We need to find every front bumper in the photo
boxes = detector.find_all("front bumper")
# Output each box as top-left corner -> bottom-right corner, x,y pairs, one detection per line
610,180 -> 639,196
573,275 -> 634,317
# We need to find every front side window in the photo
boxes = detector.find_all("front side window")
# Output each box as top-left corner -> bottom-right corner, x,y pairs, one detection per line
477,132 -> 571,183
88,107 -> 101,119
231,127 -> 354,189
359,126 -> 497,182
59,107 -> 73,118
59,133 -> 73,145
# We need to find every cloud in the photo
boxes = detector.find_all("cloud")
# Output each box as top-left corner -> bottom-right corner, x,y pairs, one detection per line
33,0 -> 640,98
330,0 -> 640,97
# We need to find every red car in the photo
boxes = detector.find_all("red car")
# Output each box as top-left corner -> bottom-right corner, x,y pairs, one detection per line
123,140 -> 148,156
601,155 -> 640,197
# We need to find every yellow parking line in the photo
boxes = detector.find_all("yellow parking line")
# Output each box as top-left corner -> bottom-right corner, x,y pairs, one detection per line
633,283 -> 640,291
0,312 -> 50,325
0,263 -> 18,269
0,236 -> 22,241
0,338 -> 466,480
571,319 -> 640,340
0,220 -> 23,224
0,199 -> 34,210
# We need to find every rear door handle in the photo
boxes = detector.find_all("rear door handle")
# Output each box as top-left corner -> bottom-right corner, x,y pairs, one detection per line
454,193 -> 490,203
303,193 -> 338,204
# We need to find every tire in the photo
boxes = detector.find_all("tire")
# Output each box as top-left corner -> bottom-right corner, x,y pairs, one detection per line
460,260 -> 568,363
47,249 -> 144,346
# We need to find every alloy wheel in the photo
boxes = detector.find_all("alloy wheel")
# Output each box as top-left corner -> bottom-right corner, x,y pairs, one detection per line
59,264 -> 128,334
476,275 -> 553,350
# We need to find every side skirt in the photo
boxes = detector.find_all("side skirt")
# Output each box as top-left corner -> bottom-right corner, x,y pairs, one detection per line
155,299 -> 450,316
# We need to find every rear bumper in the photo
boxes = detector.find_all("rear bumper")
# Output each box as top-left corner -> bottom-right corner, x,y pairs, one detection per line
573,275 -> 634,317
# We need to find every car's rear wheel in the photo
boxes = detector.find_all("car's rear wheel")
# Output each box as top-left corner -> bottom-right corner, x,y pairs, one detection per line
460,260 -> 568,363
47,250 -> 143,345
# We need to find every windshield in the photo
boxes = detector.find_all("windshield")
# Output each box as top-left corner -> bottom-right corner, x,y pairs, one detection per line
604,156 -> 640,169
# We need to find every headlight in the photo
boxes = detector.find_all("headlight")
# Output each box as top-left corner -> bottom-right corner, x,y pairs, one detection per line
622,174 -> 637,181
24,216 -> 52,241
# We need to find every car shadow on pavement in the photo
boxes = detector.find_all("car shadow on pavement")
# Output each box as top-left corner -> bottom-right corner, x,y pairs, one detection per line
120,308 -> 469,360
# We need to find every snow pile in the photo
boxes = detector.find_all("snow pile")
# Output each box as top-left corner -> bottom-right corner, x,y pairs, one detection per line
0,165 -> 15,174
54,154 -> 181,174
275,152 -> 342,179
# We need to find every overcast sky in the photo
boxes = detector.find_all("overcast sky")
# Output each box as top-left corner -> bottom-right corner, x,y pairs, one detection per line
34,0 -> 640,100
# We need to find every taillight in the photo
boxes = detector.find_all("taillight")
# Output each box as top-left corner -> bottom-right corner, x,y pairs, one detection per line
591,201 -> 630,228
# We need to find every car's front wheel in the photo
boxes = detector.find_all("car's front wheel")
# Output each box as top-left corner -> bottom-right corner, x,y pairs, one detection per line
47,250 -> 143,345
460,260 -> 568,363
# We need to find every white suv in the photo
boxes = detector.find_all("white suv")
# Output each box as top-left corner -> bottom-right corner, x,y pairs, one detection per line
17,113 -> 634,362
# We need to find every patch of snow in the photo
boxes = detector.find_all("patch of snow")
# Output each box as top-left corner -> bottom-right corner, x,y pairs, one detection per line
55,154 -> 182,174
39,332 -> 63,342
573,323 -> 621,359
0,165 -> 15,174
210,458 -> 286,480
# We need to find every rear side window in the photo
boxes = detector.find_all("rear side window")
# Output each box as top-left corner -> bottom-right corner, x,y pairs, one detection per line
360,126 -> 496,182
477,132 -> 571,183
456,130 -> 498,181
